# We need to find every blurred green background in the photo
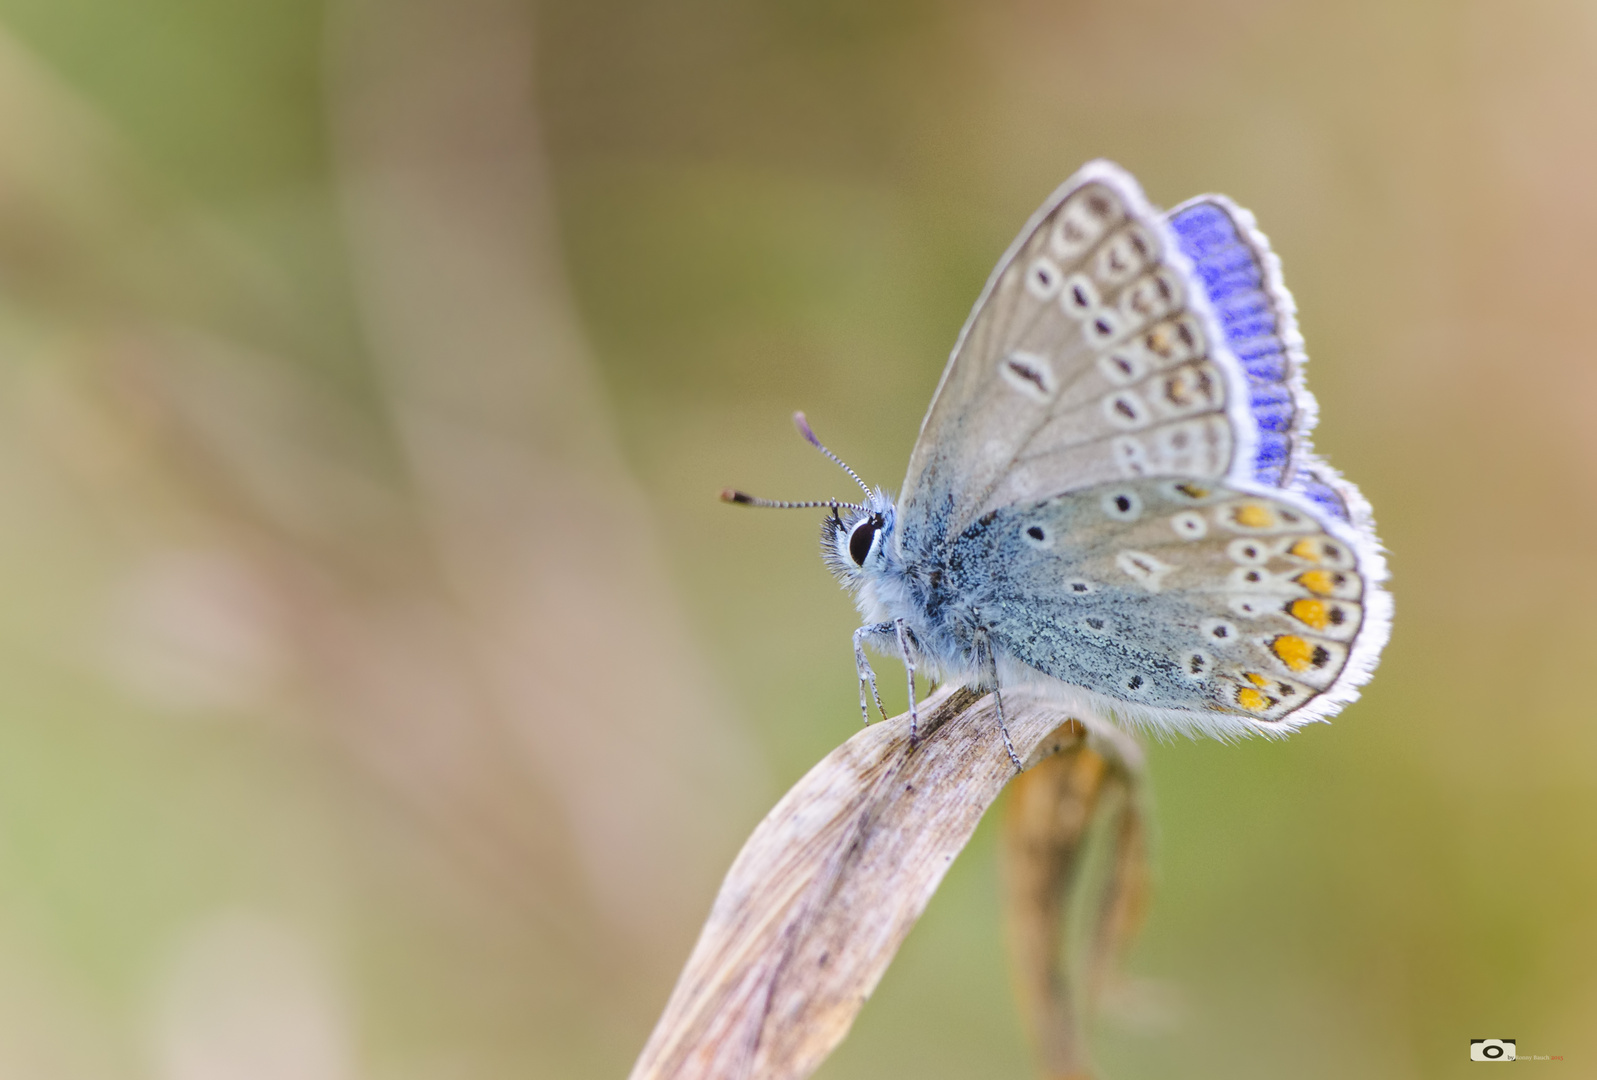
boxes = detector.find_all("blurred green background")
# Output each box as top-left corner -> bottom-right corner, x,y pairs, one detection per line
0,0 -> 1592,1077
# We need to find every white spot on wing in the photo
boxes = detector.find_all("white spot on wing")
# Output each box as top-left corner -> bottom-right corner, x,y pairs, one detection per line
1092,224 -> 1156,287
1086,309 -> 1123,344
1112,436 -> 1148,476
1050,186 -> 1120,259
1170,511 -> 1207,539
1116,269 -> 1182,336
1104,391 -> 1148,429
1228,596 -> 1269,618
1227,538 -> 1275,565
1150,416 -> 1231,474
1098,349 -> 1148,386
1116,549 -> 1173,592
1025,256 -> 1063,300
1180,650 -> 1212,680
1060,273 -> 1099,317
999,351 -> 1058,402
1101,489 -> 1143,521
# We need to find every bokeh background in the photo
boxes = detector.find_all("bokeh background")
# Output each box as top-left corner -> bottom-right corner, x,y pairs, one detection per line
0,0 -> 1592,1077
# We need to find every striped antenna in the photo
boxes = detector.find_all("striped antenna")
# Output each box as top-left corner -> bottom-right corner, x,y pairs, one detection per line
792,412 -> 873,498
720,489 -> 864,512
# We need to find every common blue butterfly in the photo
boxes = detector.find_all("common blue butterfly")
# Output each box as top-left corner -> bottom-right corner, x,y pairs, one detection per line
726,161 -> 1390,767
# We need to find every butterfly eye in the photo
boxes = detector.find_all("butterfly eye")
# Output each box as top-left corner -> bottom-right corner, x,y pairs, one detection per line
849,519 -> 881,566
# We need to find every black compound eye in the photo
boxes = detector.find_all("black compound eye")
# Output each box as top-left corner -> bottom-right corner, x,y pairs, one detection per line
849,519 -> 881,566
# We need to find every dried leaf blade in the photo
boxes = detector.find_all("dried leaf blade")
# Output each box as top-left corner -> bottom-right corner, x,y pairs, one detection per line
631,684 -> 1088,1080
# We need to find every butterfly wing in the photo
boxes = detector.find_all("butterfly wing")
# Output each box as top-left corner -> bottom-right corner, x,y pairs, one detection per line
1166,194 -> 1376,531
894,162 -> 1388,731
898,161 -> 1264,545
946,477 -> 1390,736
1165,195 -> 1312,487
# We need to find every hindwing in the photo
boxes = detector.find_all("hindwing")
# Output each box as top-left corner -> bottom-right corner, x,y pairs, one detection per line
947,478 -> 1390,736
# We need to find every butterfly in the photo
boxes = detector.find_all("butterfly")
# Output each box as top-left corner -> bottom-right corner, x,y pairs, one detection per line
724,161 -> 1390,767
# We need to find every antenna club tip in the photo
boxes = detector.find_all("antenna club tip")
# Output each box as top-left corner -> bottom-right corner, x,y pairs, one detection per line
720,488 -> 752,504
792,411 -> 820,446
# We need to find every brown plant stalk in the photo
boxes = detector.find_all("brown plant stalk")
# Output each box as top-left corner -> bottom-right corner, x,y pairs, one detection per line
630,684 -> 1148,1080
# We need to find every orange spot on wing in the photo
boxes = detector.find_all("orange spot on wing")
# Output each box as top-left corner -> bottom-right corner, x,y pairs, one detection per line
1289,538 -> 1322,560
1296,569 -> 1341,595
1231,503 -> 1276,528
1245,672 -> 1272,688
1235,686 -> 1274,712
1287,598 -> 1330,630
1270,635 -> 1320,672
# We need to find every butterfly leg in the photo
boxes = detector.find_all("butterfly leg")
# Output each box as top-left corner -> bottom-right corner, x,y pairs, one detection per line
853,622 -> 892,725
894,618 -> 919,748
991,680 -> 1023,773
975,628 -> 1023,772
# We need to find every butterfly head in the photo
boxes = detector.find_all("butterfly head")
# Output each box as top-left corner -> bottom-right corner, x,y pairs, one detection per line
820,488 -> 898,588
722,411 -> 903,590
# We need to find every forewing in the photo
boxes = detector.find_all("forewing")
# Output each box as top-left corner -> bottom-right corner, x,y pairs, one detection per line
899,161 -> 1258,543
961,478 -> 1389,735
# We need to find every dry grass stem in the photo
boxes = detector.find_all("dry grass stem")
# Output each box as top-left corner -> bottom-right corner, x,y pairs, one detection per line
630,684 -> 1116,1080
1002,735 -> 1148,1079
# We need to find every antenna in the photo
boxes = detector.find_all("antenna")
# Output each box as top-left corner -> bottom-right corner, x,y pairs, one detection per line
792,412 -> 873,498
719,489 -> 864,512
719,412 -> 874,512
